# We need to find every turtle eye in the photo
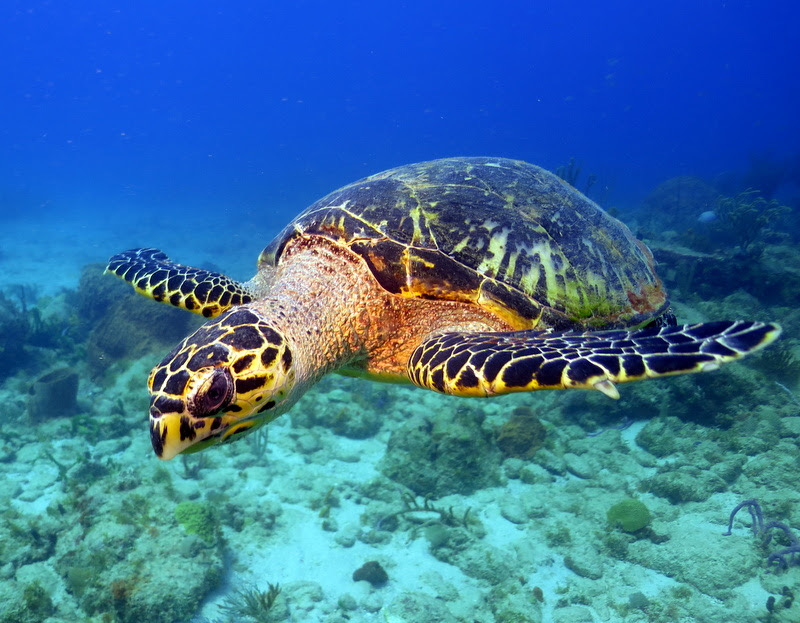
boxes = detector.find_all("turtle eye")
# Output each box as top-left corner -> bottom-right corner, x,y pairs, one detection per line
193,369 -> 233,417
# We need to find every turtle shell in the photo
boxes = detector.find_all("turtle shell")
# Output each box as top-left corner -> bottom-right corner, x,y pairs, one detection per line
259,157 -> 668,330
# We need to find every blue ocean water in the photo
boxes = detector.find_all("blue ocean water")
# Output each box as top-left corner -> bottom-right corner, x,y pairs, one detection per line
1,2 -> 799,622
2,1 -> 798,227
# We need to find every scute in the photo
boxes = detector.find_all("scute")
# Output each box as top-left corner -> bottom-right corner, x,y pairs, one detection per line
259,157 -> 668,330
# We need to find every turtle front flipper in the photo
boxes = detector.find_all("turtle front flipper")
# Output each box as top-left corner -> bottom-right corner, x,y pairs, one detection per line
408,321 -> 781,398
106,248 -> 253,318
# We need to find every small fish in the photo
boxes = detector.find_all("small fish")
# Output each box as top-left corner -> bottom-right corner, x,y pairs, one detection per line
697,210 -> 717,223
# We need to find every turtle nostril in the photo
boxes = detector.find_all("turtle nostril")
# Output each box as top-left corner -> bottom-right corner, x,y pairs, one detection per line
193,368 -> 234,417
150,395 -> 185,417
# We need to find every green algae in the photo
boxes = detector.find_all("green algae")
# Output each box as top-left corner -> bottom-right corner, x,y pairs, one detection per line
606,499 -> 652,533
22,581 -> 53,619
174,500 -> 220,542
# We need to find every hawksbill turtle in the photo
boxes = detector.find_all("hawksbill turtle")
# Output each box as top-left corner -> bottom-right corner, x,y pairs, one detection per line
106,157 -> 780,459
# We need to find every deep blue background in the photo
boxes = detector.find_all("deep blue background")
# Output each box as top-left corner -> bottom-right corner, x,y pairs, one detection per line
1,0 -> 798,231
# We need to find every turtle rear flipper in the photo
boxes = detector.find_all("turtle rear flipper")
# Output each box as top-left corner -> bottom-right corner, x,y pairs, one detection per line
408,320 -> 781,397
106,248 -> 253,318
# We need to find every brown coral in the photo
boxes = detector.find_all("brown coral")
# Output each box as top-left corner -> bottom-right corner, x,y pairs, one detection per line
642,176 -> 720,226
352,561 -> 389,587
76,263 -> 199,376
495,408 -> 546,459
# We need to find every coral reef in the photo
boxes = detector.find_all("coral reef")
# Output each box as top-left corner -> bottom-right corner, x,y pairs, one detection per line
378,407 -> 502,497
290,376 -> 385,439
640,175 -> 720,231
0,285 -> 70,377
702,189 -> 790,258
27,367 -> 79,422
1,173 -> 797,622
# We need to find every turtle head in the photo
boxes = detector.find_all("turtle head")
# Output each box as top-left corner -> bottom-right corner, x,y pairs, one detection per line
147,307 -> 296,459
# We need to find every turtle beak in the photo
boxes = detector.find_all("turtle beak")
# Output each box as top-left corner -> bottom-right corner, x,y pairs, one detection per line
148,408 -> 217,460
149,408 -> 260,460
149,410 -> 208,460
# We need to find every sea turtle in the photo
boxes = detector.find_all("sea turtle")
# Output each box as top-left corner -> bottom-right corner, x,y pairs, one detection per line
107,157 -> 780,460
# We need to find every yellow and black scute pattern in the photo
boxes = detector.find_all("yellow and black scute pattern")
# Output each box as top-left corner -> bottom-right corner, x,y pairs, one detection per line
147,307 -> 295,459
106,248 -> 252,318
408,320 -> 781,398
258,157 -> 668,331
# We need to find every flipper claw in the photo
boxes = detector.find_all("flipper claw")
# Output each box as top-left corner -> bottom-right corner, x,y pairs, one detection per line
593,379 -> 620,399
